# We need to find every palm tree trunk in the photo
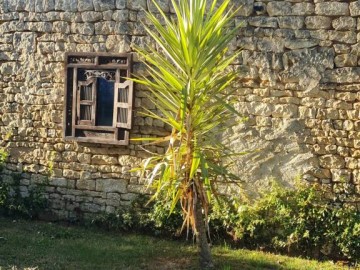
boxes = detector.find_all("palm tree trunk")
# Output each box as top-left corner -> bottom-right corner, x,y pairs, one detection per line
194,191 -> 214,269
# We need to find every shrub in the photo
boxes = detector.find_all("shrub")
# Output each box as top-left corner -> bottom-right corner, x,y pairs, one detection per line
0,149 -> 48,219
88,182 -> 360,262
0,173 -> 48,219
210,181 -> 360,261
89,198 -> 184,238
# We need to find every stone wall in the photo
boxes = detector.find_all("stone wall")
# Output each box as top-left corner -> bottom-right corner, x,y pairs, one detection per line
0,0 -> 170,219
230,0 -> 360,200
0,0 -> 359,219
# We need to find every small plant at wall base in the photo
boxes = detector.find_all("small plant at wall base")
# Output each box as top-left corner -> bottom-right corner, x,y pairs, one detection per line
89,198 -> 184,238
0,173 -> 48,219
87,183 -> 359,264
131,0 -> 243,268
0,149 -> 48,219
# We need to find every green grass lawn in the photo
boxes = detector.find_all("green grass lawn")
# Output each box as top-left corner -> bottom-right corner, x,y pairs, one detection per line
0,216 -> 350,270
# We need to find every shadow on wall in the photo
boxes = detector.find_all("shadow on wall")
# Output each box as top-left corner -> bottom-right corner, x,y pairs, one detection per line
228,118 -> 317,197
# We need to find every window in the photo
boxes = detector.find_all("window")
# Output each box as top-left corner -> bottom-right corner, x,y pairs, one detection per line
63,52 -> 133,145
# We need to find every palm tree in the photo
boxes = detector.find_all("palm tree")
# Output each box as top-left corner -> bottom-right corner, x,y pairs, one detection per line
132,0 -> 242,268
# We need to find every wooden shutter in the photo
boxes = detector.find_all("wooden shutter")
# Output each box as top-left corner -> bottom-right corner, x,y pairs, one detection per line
113,80 -> 133,129
77,78 -> 97,126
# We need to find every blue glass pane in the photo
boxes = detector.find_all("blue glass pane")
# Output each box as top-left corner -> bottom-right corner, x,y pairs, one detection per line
96,77 -> 114,126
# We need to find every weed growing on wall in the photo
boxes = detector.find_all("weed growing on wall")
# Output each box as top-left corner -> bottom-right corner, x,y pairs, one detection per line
0,148 -> 8,171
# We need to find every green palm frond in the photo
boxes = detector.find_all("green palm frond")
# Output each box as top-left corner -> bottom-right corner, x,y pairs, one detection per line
131,0 -> 243,233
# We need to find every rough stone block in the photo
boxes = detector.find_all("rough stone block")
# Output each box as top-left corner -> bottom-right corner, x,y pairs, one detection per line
247,102 -> 274,116
35,0 -> 55,12
127,184 -> 149,194
344,156 -> 357,169
95,21 -> 116,34
236,0 -> 254,16
116,0 -> 126,9
0,0 -> 9,12
76,44 -> 93,52
148,0 -> 170,13
350,1 -> 360,16
115,21 -> 132,34
354,120 -> 360,131
121,193 -> 138,201
15,0 -> 26,11
22,0 -> 35,11
299,106 -> 316,119
267,2 -> 292,16
334,54 -> 357,68
315,2 -> 349,16
81,11 -> 102,22
322,68 -> 360,84
118,155 -> 141,166
257,37 -> 284,53
334,44 -> 350,54
351,149 -> 360,158
237,37 -> 257,51
328,31 -> 356,44
77,153 -> 91,164
127,0 -> 146,10
71,23 -> 95,35
249,17 -> 277,28
284,39 -> 318,50
332,17 -> 356,30
112,10 -> 128,21
273,104 -> 298,118
55,0 -> 77,11
93,0 -> 115,11
278,17 -> 304,29
91,155 -> 118,165
13,32 -> 36,54
292,3 -> 314,15
62,151 -> 78,162
106,192 -> 121,206
77,179 -> 96,190
78,0 -> 93,11
308,167 -> 331,178
305,16 -> 331,30
331,169 -> 351,182
96,179 -> 128,193
97,165 -> 112,173
81,203 -> 101,213
50,177 -> 68,187
343,120 -> 354,131
320,155 -> 345,169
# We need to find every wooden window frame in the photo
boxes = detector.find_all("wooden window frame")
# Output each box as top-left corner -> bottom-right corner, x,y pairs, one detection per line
63,52 -> 133,145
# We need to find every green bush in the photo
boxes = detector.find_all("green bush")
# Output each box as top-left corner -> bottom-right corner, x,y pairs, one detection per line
88,182 -> 359,262
209,182 -> 360,261
0,149 -> 48,219
0,173 -> 48,219
89,198 -> 184,238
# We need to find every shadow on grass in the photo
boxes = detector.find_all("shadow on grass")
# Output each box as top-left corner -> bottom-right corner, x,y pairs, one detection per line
0,217 -> 343,270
